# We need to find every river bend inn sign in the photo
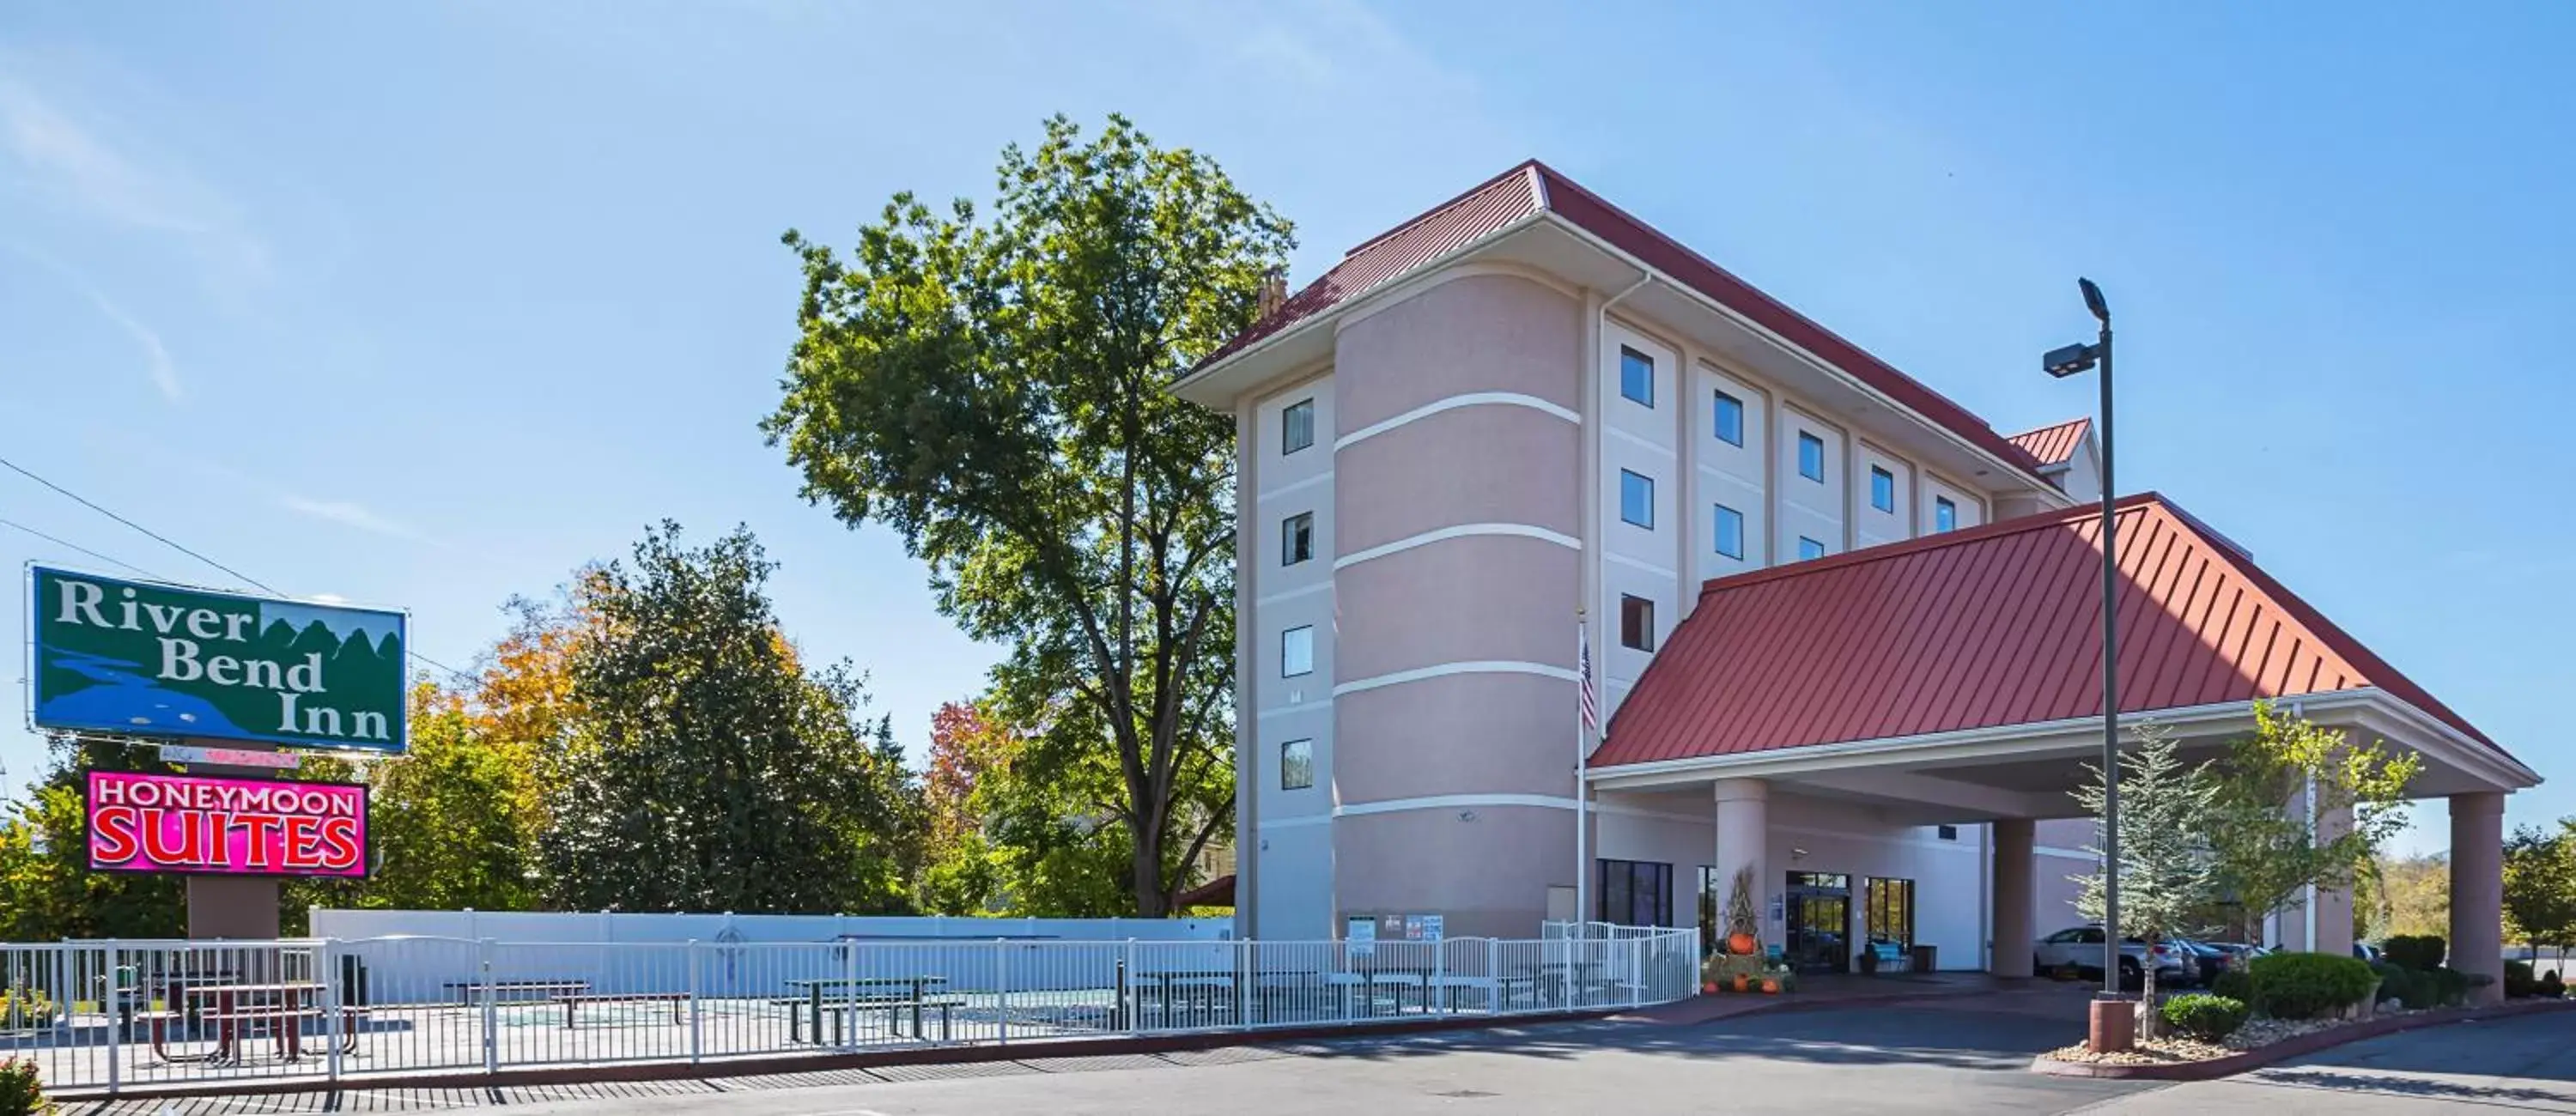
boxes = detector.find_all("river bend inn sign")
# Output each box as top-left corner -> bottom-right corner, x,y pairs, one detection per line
28,566 -> 409,753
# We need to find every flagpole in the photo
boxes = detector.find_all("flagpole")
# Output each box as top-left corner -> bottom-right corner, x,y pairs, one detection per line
1574,610 -> 1589,932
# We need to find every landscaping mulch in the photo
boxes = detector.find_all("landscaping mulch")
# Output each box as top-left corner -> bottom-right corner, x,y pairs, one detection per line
2040,1008 -> 2426,1066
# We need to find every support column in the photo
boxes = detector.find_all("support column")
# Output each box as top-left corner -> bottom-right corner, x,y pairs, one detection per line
1991,818 -> 2035,978
2312,801 -> 2356,960
1712,779 -> 1771,951
2451,792 -> 2506,1005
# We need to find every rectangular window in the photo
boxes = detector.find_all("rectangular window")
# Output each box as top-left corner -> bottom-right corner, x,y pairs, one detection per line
1619,470 -> 1654,529
1596,859 -> 1674,927
1619,594 -> 1656,652
1866,876 -> 1917,951
1936,824 -> 1959,841
1870,466 -> 1895,513
1619,346 -> 1655,408
1283,398 -> 1315,454
1280,739 -> 1314,790
1282,513 -> 1313,566
1935,496 -> 1958,533
1797,431 -> 1826,482
1281,625 -> 1314,677
1798,537 -> 1826,561
1712,391 -> 1745,447
1713,504 -> 1745,560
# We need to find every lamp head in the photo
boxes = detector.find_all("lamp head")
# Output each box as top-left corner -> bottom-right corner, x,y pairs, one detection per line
2044,343 -> 2099,379
2078,277 -> 2109,324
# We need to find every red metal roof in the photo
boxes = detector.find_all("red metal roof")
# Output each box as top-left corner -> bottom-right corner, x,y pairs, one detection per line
2008,417 -> 2092,469
1593,493 -> 2502,769
1188,161 -> 2050,483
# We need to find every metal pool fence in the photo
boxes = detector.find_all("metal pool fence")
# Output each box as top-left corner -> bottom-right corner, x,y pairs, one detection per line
0,926 -> 1698,1097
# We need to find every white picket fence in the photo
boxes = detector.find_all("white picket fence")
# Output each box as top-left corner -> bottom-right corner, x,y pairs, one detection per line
0,927 -> 1698,1098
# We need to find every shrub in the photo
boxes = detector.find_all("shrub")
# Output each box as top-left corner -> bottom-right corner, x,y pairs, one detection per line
2210,968 -> 2257,1009
2542,970 -> 2566,998
0,992 -> 57,1033
0,1056 -> 51,1116
2381,935 -> 2447,972
2162,993 -> 2251,1042
2369,961 -> 2413,1004
2506,961 -> 2538,998
2249,952 -> 2379,1020
2431,967 -> 2472,1006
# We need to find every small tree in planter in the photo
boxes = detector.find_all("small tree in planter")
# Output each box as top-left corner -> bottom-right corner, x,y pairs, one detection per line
2071,722 -> 2220,1039
1723,864 -> 1760,956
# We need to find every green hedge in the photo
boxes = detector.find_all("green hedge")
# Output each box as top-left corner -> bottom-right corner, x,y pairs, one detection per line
2249,951 -> 2379,1019
2381,935 -> 2446,972
2507,960 -> 2537,998
2161,993 -> 2251,1042
2211,969 -> 2256,1010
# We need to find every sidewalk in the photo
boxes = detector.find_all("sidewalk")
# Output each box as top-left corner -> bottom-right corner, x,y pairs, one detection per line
1613,972 -> 2080,1026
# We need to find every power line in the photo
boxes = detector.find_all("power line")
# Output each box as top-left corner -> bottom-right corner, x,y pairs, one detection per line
0,453 -> 279,594
0,460 -> 477,686
0,514 -> 160,579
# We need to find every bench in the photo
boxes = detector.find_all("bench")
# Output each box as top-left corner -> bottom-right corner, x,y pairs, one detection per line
549,992 -> 687,1028
786,995 -> 968,1044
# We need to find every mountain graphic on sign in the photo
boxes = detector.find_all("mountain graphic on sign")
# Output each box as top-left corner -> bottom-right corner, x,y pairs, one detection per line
260,601 -> 402,648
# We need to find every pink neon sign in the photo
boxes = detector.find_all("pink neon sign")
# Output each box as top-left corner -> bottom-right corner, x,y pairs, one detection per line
86,770 -> 368,878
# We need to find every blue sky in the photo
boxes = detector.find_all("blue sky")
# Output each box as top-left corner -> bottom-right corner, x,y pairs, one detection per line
2,1 -> 2568,856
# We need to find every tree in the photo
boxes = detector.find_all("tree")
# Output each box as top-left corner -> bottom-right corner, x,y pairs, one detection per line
915,700 -> 1018,915
2071,722 -> 2219,1034
2370,852 -> 2450,942
0,736 -> 184,940
2206,701 -> 2421,944
767,114 -> 1289,915
342,683 -> 544,913
535,521 -> 921,913
2504,822 -> 2576,965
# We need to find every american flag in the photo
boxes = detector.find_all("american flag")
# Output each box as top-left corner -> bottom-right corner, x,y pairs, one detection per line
1578,621 -> 1599,734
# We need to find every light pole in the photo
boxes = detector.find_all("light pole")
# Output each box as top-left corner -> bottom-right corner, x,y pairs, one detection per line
2044,278 -> 2117,1001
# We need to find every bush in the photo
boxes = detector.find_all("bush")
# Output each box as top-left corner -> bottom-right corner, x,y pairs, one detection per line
2210,968 -> 2256,1008
2381,935 -> 2447,972
0,1056 -> 51,1116
0,992 -> 57,1033
2369,961 -> 2413,1004
2542,970 -> 2566,999
2249,952 -> 2379,1020
2162,993 -> 2251,1042
2430,967 -> 2472,1007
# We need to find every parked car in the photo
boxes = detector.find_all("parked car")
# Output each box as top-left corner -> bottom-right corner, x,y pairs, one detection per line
2033,926 -> 2190,988
2168,938 -> 2228,986
2354,942 -> 2383,963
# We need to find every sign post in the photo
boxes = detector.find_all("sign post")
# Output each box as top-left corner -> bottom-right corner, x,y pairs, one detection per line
30,566 -> 403,938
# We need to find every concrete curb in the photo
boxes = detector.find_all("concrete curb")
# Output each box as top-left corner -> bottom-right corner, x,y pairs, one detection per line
2026,997 -> 2576,1081
61,1007 -> 1624,1102
1611,983 -> 2014,1027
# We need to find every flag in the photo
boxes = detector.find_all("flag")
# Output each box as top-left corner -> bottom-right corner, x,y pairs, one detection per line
1578,621 -> 1599,735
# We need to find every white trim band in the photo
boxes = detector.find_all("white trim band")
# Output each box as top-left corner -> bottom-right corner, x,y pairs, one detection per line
1334,391 -> 1578,451
1334,523 -> 1580,570
1333,660 -> 1578,697
1338,793 -> 1582,817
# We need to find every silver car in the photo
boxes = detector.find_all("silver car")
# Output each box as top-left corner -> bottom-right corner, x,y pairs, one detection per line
2033,925 -> 2190,987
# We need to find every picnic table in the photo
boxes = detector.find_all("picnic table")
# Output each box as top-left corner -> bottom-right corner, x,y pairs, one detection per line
1327,966 -> 1432,1016
443,979 -> 591,1005
781,976 -> 951,1043
1133,968 -> 1322,1023
1522,960 -> 1610,1004
140,982 -> 334,1064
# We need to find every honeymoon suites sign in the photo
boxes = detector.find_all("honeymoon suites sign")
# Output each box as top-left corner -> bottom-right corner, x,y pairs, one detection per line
87,771 -> 369,878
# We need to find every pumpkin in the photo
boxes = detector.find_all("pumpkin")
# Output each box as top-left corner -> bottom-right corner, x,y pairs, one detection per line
1761,978 -> 1781,995
1728,932 -> 1759,955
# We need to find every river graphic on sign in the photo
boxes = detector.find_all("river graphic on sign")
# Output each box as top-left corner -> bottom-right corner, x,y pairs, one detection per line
37,649 -> 251,736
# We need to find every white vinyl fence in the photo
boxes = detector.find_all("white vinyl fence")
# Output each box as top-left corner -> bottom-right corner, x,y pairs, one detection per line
1,927 -> 1698,1098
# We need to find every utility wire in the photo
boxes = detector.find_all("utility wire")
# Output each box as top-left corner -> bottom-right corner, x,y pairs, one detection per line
0,453 -> 279,595
0,459 -> 477,685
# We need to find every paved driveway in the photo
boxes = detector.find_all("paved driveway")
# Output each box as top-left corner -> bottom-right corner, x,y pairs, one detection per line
2095,1010 -> 2576,1114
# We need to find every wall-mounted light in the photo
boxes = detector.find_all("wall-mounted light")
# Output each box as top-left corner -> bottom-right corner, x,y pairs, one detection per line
1458,810 -> 1478,822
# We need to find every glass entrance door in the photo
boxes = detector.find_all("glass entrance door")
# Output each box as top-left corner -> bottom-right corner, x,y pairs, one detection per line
1784,871 -> 1852,974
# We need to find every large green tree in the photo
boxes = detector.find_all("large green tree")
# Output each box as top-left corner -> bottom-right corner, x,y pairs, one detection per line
767,114 -> 1288,915
0,736 -> 185,940
2071,722 -> 2218,1031
535,521 -> 922,913
2504,822 -> 2576,964
2206,701 -> 2420,943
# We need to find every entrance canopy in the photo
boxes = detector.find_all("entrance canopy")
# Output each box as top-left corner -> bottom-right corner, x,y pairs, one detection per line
1589,494 -> 2537,821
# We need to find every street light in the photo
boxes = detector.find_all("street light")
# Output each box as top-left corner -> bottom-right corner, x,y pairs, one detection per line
2044,277 -> 2118,1004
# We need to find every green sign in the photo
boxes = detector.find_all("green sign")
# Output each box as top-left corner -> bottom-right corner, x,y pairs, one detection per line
28,567 -> 408,753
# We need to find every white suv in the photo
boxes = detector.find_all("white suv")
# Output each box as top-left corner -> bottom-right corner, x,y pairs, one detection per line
2033,926 -> 2190,987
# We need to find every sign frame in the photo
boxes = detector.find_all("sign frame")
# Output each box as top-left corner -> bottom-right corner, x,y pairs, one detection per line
25,563 -> 412,755
83,769 -> 372,880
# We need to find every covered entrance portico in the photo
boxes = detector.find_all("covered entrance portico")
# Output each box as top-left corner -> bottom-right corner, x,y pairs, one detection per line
1584,495 -> 2540,998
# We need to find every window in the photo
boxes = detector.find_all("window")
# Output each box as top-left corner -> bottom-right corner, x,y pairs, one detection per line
1797,431 -> 1826,482
1280,739 -> 1314,790
1596,859 -> 1674,927
1935,496 -> 1958,533
1619,594 -> 1655,652
1619,470 -> 1654,528
1619,346 -> 1655,407
1282,398 -> 1315,454
1712,503 -> 1745,560
1281,513 -> 1313,566
1712,391 -> 1745,447
1865,877 -> 1916,950
1936,824 -> 1959,841
1798,537 -> 1826,561
1281,626 -> 1313,677
1870,466 -> 1895,513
